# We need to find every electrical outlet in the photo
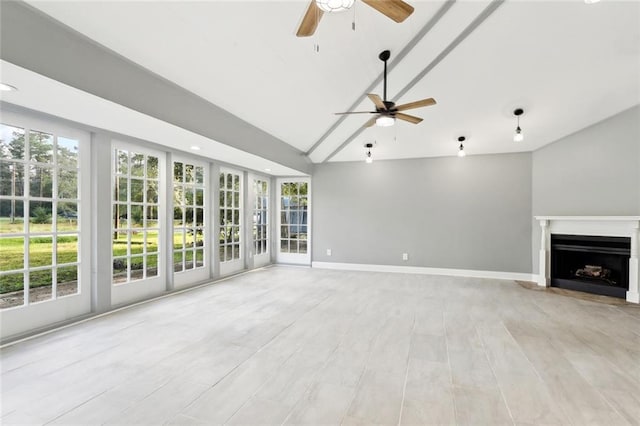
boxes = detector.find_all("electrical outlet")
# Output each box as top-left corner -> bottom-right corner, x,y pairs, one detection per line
402,253 -> 408,261
326,249 -> 332,256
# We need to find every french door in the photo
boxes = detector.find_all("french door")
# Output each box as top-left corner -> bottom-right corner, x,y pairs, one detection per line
276,178 -> 310,265
252,176 -> 270,268
219,168 -> 244,275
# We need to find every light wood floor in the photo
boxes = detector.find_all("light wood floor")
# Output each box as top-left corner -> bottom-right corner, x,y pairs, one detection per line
1,266 -> 639,425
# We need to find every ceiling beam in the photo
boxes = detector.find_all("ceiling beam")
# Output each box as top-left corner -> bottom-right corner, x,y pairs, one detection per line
323,0 -> 506,163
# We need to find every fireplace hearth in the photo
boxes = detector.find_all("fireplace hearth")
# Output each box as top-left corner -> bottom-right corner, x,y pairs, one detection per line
551,234 -> 630,298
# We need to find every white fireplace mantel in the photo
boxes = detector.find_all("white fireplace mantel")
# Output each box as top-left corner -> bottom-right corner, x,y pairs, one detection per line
535,216 -> 640,304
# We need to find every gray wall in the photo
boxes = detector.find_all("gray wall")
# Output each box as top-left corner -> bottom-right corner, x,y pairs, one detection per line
531,105 -> 640,271
313,153 -> 532,273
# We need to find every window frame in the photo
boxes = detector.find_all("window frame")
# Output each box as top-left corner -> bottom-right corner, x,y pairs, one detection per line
276,177 -> 311,265
0,111 -> 91,335
110,141 -> 166,305
252,177 -> 270,267
172,156 -> 209,287
1,119 -> 86,308
219,167 -> 243,276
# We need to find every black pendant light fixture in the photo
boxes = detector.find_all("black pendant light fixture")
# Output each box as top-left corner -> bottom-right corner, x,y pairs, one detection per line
457,136 -> 466,157
364,142 -> 374,163
513,108 -> 524,142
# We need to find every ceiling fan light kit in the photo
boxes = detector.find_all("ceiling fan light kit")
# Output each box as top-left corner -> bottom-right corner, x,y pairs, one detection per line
296,0 -> 414,37
376,116 -> 395,127
513,108 -> 524,142
315,0 -> 355,13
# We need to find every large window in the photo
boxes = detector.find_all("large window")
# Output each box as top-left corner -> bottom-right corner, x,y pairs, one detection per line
112,148 -> 160,284
219,171 -> 241,263
173,160 -> 205,272
279,181 -> 308,254
253,179 -> 269,256
0,124 -> 80,309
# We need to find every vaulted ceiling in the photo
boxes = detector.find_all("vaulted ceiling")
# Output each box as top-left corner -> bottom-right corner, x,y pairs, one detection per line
2,0 -> 640,171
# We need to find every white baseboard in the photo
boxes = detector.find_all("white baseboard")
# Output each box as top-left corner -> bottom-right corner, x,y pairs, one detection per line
312,261 -> 537,282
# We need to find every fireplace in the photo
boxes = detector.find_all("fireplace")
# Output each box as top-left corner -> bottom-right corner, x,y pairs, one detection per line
535,216 -> 640,304
551,234 -> 630,298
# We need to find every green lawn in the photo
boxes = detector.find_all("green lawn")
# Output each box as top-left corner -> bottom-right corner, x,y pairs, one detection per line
0,228 -> 79,293
0,218 -> 78,234
2,218 -> 206,294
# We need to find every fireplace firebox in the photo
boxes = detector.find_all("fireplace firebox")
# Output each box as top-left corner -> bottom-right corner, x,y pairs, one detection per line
551,234 -> 631,298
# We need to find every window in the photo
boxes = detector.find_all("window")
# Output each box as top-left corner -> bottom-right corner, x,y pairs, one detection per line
219,171 -> 241,263
112,148 -> 160,284
280,181 -> 308,254
173,160 -> 205,272
0,124 -> 80,309
253,179 -> 269,255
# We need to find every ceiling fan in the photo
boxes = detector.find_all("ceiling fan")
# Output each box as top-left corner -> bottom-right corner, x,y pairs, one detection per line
335,50 -> 436,128
296,0 -> 414,37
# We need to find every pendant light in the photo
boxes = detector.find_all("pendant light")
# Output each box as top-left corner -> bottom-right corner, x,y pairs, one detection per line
364,142 -> 374,163
513,108 -> 524,142
457,136 -> 466,157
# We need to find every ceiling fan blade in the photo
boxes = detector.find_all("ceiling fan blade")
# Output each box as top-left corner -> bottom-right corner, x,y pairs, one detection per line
334,111 -> 377,115
361,0 -> 414,23
363,117 -> 377,128
395,98 -> 436,112
395,113 -> 423,124
367,94 -> 387,111
296,1 -> 324,37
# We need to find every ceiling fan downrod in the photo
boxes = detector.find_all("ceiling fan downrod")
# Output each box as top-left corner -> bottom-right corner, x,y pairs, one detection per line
379,50 -> 390,103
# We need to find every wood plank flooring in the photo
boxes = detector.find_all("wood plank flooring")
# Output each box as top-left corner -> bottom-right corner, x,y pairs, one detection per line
1,266 -> 639,425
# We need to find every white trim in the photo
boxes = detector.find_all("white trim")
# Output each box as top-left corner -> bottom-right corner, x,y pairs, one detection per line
627,291 -> 640,304
535,216 -> 640,221
312,262 -> 536,282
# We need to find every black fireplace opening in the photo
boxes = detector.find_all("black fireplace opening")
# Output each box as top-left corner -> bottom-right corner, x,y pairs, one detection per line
551,234 -> 630,298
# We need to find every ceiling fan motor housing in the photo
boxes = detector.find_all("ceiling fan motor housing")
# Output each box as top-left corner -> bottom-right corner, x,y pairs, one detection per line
382,101 -> 396,114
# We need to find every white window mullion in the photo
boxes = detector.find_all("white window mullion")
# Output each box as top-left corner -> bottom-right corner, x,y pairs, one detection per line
23,128 -> 31,305
52,135 -> 58,299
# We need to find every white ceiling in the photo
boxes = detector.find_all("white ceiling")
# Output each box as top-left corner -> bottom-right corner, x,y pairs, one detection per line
10,0 -> 640,164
